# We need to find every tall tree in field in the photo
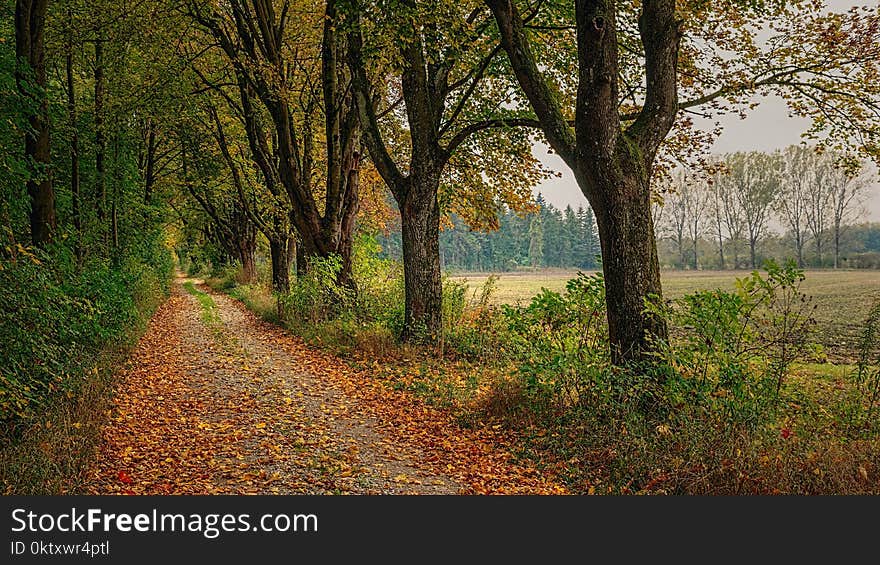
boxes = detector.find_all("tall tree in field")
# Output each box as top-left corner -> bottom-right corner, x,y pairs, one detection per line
486,0 -> 880,365
713,167 -> 747,269
348,0 -> 546,340
707,175 -> 726,270
15,0 -> 55,245
828,160 -> 872,268
805,154 -> 834,266
661,170 -> 706,269
776,145 -> 816,268
727,151 -> 781,269
684,175 -> 708,270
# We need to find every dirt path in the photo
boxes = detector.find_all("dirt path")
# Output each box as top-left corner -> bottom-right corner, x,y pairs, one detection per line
87,276 -> 565,494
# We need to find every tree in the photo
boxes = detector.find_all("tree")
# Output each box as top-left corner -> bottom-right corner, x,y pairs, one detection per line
187,0 -> 361,292
804,153 -> 834,266
712,165 -> 747,269
726,151 -> 780,269
179,103 -> 259,283
63,2 -> 81,265
661,170 -> 690,268
828,160 -> 872,268
776,145 -> 815,268
576,205 -> 599,269
487,0 -> 679,364
528,213 -> 543,267
659,170 -> 707,269
486,0 -> 879,365
684,175 -> 708,270
15,0 -> 56,245
348,0 -> 545,340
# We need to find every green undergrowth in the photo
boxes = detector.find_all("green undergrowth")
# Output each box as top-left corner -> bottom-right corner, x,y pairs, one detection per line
0,237 -> 173,494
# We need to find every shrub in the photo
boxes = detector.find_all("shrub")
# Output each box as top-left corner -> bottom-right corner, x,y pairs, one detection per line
500,271 -> 609,411
648,260 -> 816,426
0,235 -> 172,424
839,299 -> 880,436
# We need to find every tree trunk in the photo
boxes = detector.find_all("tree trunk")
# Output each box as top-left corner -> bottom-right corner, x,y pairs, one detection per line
15,0 -> 55,246
594,170 -> 668,367
94,39 -> 106,224
336,159 -> 360,288
677,236 -> 685,269
269,236 -> 291,295
749,238 -> 757,269
834,221 -> 841,269
295,237 -> 306,277
717,232 -> 725,270
144,120 -> 157,205
110,131 -> 121,254
238,241 -> 256,284
66,19 -> 82,267
399,181 -> 442,341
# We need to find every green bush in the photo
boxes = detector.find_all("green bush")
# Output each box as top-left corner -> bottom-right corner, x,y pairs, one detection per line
0,236 -> 172,423
839,299 -> 880,436
648,260 -> 815,426
500,272 -> 609,410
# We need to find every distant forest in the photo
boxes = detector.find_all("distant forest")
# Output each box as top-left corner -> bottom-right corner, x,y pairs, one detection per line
377,199 -> 880,273
378,195 -> 601,272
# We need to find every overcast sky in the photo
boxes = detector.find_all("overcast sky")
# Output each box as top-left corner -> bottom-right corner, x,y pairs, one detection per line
531,4 -> 880,222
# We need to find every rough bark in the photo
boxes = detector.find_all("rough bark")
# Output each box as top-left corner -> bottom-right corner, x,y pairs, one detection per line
15,0 -> 55,246
594,164 -> 668,364
238,237 -> 257,284
399,177 -> 443,340
269,235 -> 291,295
348,3 -> 476,340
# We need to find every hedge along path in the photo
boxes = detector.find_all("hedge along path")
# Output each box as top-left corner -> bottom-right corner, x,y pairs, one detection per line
87,276 -> 566,495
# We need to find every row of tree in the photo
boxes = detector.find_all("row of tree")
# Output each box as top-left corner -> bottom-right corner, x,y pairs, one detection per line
379,195 -> 600,272
7,0 -> 880,366
655,146 -> 874,270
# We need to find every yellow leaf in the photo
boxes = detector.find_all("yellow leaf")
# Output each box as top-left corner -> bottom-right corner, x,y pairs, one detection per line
255,422 -> 266,429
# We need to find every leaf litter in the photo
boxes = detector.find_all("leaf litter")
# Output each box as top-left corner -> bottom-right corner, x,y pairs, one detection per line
87,278 -> 566,495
